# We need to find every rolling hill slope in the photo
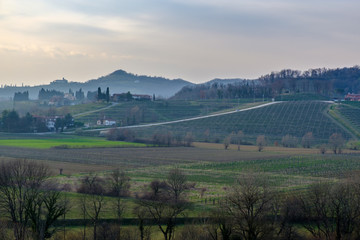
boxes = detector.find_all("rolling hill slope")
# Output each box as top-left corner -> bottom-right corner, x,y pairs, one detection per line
128,101 -> 353,143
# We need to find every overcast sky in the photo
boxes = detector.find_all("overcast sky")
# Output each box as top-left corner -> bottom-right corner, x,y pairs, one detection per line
0,0 -> 359,85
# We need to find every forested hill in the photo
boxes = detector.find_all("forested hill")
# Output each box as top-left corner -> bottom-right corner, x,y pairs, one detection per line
0,70 -> 193,99
171,66 -> 360,100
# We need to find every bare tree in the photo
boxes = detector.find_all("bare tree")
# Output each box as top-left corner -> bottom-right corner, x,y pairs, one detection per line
256,135 -> 266,152
108,169 -> 130,238
224,175 -> 276,240
223,135 -> 231,150
329,133 -> 345,154
137,168 -> 191,240
0,159 -> 50,240
184,132 -> 194,147
281,135 -> 298,148
297,182 -> 360,240
26,188 -> 69,240
236,130 -> 244,151
78,174 -> 106,240
301,132 -> 314,148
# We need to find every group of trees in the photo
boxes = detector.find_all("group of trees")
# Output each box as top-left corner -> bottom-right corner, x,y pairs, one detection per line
0,110 -> 44,132
172,82 -> 272,101
173,66 -> 360,100
97,87 -> 110,103
192,175 -> 360,240
0,160 -> 68,240
0,110 -> 76,133
38,88 -> 64,100
3,160 -> 360,240
106,129 -> 194,147
14,91 -> 29,101
221,131 -> 346,154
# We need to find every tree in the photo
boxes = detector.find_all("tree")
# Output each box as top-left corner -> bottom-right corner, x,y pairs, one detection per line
97,87 -> 102,101
256,135 -> 266,152
223,135 -> 231,150
224,175 -> 276,240
26,188 -> 68,240
184,132 -> 193,147
137,168 -> 191,240
0,159 -> 50,240
296,182 -> 360,240
108,169 -> 130,227
236,130 -> 244,151
301,132 -> 314,148
78,174 -> 106,240
281,134 -> 298,148
106,87 -> 110,103
329,133 -> 345,154
75,88 -> 85,101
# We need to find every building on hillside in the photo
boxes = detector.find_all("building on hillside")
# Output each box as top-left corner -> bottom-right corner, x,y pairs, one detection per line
33,115 -> 64,131
112,92 -> 152,102
97,119 -> 116,126
345,93 -> 360,101
132,94 -> 152,101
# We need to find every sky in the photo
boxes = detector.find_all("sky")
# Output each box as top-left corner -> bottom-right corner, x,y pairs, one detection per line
0,0 -> 359,86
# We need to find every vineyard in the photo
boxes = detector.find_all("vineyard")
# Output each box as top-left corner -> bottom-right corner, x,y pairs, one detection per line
131,101 -> 353,143
336,102 -> 360,133
74,99 -> 257,126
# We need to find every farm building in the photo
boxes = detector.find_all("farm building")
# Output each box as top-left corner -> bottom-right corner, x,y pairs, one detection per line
97,119 -> 116,126
112,92 -> 152,101
345,93 -> 360,101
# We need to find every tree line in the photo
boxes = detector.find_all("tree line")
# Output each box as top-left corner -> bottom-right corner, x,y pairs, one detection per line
0,110 -> 75,133
2,160 -> 360,240
172,66 -> 360,100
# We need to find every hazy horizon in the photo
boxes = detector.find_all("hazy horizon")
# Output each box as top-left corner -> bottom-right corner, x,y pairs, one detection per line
1,0 -> 359,86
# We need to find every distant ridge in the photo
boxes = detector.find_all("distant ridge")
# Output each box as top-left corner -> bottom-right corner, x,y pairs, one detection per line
0,70 -> 193,99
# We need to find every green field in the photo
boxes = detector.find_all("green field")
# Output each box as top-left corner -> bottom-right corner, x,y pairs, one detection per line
0,135 -> 146,149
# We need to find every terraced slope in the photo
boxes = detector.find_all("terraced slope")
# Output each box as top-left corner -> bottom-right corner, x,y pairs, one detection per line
132,101 -> 352,143
337,103 -> 360,130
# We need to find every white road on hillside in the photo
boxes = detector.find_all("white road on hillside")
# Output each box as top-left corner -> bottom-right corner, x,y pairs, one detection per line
86,101 -> 282,133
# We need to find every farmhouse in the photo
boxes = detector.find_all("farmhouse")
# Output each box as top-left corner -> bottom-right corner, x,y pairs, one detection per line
33,115 -> 64,131
132,94 -> 152,101
97,119 -> 116,126
345,93 -> 360,101
112,92 -> 152,102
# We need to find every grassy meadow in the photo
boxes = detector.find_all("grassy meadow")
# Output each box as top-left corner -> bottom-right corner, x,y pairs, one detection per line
0,134 -> 146,149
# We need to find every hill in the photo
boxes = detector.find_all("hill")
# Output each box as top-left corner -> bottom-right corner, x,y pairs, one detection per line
0,70 -> 193,99
172,66 -> 360,100
128,101 -> 353,144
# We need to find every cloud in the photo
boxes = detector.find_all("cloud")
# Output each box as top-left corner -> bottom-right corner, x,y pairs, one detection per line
0,0 -> 360,85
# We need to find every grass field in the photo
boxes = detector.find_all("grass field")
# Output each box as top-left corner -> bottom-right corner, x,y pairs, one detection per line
0,135 -> 146,149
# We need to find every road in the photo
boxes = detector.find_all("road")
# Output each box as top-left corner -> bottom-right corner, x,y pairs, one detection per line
85,101 -> 282,133
73,102 -> 119,117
